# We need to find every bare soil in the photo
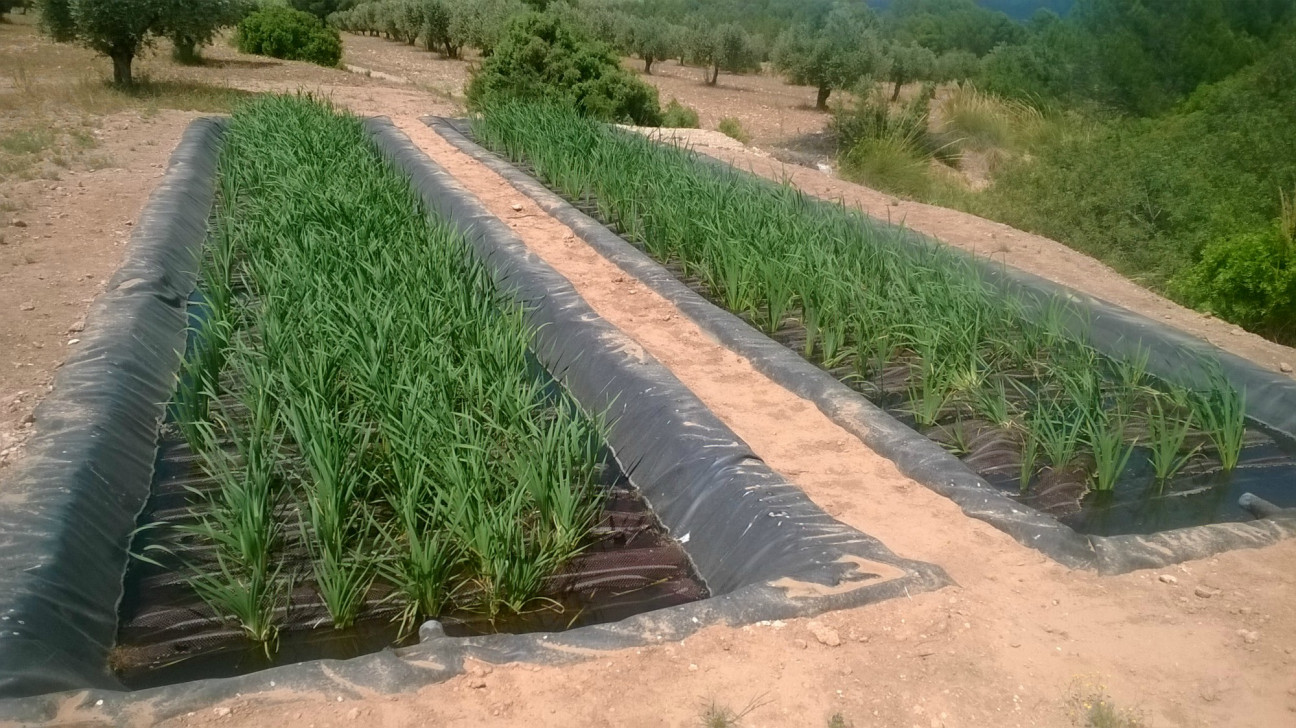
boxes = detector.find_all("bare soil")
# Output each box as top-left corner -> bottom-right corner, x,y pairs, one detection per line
5,29 -> 1296,728
626,60 -> 832,147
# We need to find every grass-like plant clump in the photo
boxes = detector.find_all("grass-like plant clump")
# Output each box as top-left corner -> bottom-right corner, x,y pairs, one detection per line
474,100 -> 1253,516
170,95 -> 605,647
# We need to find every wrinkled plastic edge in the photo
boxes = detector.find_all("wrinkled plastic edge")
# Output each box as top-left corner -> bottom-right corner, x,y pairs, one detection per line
0,118 -> 226,700
424,116 -> 1296,577
0,117 -> 948,724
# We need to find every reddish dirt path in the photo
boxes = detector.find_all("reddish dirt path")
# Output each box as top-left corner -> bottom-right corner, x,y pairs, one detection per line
148,118 -> 1296,728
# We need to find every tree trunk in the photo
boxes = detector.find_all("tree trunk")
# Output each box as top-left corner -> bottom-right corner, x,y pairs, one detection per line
816,86 -> 831,110
891,78 -> 903,102
111,51 -> 133,86
173,36 -> 201,65
706,63 -> 719,86
644,55 -> 653,75
446,43 -> 460,59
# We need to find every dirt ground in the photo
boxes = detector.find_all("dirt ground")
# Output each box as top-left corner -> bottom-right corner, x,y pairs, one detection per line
623,59 -> 832,147
4,26 -> 1296,728
0,20 -> 457,481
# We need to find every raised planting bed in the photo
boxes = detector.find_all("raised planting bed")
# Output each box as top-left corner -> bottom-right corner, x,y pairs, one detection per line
0,97 -> 945,715
438,102 -> 1296,571
110,96 -> 705,687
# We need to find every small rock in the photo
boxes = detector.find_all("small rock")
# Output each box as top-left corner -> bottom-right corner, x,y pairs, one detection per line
807,621 -> 842,647
1282,362 -> 1293,374
1195,586 -> 1216,599
467,677 -> 487,689
18,302 -> 34,311
67,338 -> 81,345
1238,629 -> 1260,645
68,320 -> 85,333
213,706 -> 231,718
510,203 -> 523,212
1158,574 -> 1178,585
12,220 -> 26,228
347,708 -> 360,720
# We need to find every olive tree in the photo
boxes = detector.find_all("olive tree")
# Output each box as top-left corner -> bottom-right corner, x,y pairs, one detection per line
39,0 -> 241,84
168,0 -> 245,64
688,22 -> 758,86
619,15 -> 676,75
450,0 -> 522,57
772,5 -> 886,109
886,42 -> 937,100
422,0 -> 455,55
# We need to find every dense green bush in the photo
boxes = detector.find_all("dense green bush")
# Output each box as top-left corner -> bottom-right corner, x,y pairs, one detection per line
660,98 -> 699,128
466,11 -> 661,126
237,6 -> 341,67
717,117 -> 749,144
1171,228 -> 1296,339
970,37 -> 1296,298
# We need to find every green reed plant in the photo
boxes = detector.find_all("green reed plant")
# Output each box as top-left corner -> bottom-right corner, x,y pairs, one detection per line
170,95 -> 609,645
472,100 -> 1261,501
179,368 -> 286,649
907,360 -> 954,428
1145,395 -> 1198,486
1030,398 -> 1085,471
1086,411 -> 1138,491
1192,367 -> 1247,471
974,378 -> 1014,429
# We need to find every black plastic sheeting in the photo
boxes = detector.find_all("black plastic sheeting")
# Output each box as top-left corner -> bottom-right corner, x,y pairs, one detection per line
0,118 -> 947,723
0,119 -> 226,699
425,116 -> 1296,575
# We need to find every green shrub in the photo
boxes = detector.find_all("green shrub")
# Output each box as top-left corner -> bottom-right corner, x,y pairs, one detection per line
717,117 -> 749,144
1171,227 -> 1296,339
840,135 -> 934,198
661,98 -> 699,128
466,10 -> 661,126
237,6 -> 342,67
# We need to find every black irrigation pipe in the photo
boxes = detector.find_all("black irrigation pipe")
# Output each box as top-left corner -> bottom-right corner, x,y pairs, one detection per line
425,116 -> 1296,576
0,117 -> 948,722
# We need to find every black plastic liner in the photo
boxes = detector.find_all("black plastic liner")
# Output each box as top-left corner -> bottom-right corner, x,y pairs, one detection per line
425,117 -> 1296,575
0,118 -> 946,722
0,119 -> 226,699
